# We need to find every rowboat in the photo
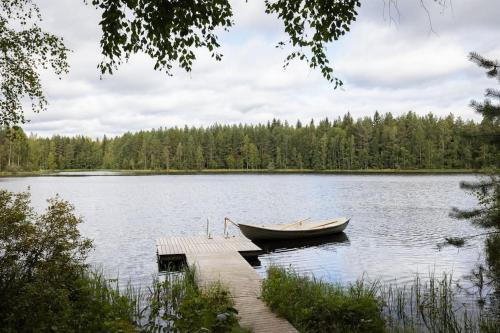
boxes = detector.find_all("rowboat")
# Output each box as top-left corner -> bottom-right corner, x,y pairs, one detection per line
225,217 -> 350,241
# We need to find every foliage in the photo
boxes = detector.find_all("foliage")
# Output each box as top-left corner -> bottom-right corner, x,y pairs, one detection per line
485,234 -> 500,283
380,273 -> 495,333
265,0 -> 360,87
262,266 -> 385,333
1,111 -> 498,172
0,190 -> 136,332
88,0 -> 232,76
89,0 -> 361,87
469,53 -> 500,125
88,0 -> 448,87
453,175 -> 500,229
452,54 -> 500,314
263,266 -> 498,333
452,53 -> 500,229
0,0 -> 69,127
140,267 -> 247,333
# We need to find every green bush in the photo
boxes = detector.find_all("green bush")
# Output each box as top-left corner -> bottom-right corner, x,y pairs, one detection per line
262,266 -> 385,333
485,234 -> 500,281
0,190 -> 136,332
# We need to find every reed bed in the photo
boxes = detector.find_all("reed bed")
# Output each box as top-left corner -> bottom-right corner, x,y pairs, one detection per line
380,273 -> 498,333
262,266 -> 498,333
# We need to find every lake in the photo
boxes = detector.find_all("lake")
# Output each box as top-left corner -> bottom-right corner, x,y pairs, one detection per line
0,174 -> 486,290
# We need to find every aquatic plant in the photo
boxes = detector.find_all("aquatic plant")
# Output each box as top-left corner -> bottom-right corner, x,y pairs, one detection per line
445,237 -> 467,247
262,266 -> 499,333
380,273 -> 488,333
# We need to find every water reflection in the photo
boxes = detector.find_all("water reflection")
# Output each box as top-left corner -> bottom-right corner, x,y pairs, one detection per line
254,232 -> 349,253
0,174 -> 485,291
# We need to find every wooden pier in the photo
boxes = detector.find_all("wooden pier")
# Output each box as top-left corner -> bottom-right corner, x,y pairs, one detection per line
156,235 -> 298,333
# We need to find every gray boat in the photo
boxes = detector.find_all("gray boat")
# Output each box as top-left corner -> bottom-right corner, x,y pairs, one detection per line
227,217 -> 350,241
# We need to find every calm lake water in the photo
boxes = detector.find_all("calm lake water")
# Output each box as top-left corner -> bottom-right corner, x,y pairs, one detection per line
0,174 -> 486,289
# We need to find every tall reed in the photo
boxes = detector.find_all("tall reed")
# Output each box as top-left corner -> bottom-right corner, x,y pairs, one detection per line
262,266 -> 499,333
134,266 -> 249,333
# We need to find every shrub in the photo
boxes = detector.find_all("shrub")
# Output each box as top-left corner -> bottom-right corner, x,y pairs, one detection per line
262,266 -> 385,333
0,190 -> 136,332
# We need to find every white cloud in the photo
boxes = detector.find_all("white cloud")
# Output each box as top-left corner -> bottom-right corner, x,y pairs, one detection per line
20,0 -> 500,137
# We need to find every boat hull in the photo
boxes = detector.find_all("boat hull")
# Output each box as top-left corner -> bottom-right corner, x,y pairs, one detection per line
238,220 -> 349,241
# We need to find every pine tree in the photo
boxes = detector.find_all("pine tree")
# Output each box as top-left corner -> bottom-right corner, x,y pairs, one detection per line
1,109 -> 499,172
453,53 -> 500,228
164,144 -> 170,171
194,145 -> 204,170
248,143 -> 259,169
452,53 -> 500,284
174,143 -> 184,169
47,141 -> 57,170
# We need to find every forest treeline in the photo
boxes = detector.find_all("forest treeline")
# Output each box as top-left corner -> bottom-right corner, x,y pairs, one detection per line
0,111 -> 498,172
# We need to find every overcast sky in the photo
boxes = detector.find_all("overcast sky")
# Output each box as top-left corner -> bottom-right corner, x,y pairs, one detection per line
25,0 -> 500,137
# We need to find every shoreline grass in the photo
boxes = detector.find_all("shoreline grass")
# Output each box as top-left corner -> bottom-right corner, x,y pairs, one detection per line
0,168 -> 488,177
262,266 -> 498,333
262,266 -> 385,333
136,267 -> 249,333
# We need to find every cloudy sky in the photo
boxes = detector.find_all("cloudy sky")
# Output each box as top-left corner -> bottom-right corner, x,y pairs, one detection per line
25,0 -> 500,137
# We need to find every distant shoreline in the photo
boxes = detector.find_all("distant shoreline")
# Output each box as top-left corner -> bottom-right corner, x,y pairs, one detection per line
0,168 -> 492,177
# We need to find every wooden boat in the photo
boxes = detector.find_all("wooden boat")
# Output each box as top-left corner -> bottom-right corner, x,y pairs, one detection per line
228,217 -> 350,241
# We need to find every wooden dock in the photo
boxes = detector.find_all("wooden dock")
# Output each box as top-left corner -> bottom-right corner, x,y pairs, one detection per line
156,235 -> 298,333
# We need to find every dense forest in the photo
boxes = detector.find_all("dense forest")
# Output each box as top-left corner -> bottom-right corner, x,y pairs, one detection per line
0,112 -> 498,172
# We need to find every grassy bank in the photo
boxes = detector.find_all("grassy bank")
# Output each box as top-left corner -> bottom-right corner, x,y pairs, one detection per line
262,266 -> 498,333
262,266 -> 385,333
0,168 -> 486,177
